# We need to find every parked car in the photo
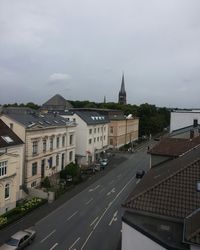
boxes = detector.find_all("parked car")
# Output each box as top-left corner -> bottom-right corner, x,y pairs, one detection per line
0,227 -> 36,250
100,158 -> 109,167
136,170 -> 145,179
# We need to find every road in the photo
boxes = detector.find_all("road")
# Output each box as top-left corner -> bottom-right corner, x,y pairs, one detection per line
0,142 -> 151,249
25,145 -> 150,250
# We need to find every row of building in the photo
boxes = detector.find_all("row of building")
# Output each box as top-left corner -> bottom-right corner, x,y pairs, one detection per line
122,109 -> 200,250
0,96 -> 139,215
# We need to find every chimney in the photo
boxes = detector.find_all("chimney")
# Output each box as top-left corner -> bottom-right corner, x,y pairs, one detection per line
190,129 -> 194,140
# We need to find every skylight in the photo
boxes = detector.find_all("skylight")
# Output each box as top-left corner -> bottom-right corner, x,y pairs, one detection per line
1,136 -> 14,143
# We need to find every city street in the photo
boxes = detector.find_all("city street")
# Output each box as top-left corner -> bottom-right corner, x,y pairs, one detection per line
1,143 -> 151,250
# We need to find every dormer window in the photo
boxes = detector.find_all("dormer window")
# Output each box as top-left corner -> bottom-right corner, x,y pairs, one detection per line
1,136 -> 13,143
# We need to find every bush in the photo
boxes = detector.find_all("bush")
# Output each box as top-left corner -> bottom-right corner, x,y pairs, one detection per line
0,197 -> 47,229
41,177 -> 51,188
60,162 -> 80,180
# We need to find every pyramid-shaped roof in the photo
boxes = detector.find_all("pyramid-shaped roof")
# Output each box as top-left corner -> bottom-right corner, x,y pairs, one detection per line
42,94 -> 73,110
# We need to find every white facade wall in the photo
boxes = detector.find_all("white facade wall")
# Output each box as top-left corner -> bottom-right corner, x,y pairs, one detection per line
170,111 -> 200,132
191,245 -> 200,250
122,222 -> 166,250
0,144 -> 24,215
62,113 -> 109,165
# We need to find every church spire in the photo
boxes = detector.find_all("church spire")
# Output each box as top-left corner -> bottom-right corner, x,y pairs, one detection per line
118,73 -> 127,104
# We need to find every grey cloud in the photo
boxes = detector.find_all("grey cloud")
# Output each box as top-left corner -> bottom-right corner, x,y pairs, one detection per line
1,0 -> 200,107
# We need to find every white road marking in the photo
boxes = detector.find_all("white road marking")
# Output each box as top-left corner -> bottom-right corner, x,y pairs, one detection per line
49,243 -> 58,250
86,198 -> 93,205
69,237 -> 80,250
99,188 -> 105,193
89,185 -> 100,192
136,179 -> 140,184
106,188 -> 115,196
90,216 -> 99,227
109,211 -> 118,226
81,175 -> 135,249
40,229 -> 56,243
66,211 -> 78,221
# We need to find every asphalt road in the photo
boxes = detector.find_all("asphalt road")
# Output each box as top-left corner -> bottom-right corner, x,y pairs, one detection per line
25,144 -> 150,250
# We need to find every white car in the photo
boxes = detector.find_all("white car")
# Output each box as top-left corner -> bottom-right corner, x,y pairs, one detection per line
100,158 -> 109,167
0,227 -> 36,250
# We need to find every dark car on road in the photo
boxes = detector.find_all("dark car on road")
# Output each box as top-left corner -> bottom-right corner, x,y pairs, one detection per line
136,170 -> 145,179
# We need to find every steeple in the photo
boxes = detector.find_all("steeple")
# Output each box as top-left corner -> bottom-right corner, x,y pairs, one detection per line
118,73 -> 127,104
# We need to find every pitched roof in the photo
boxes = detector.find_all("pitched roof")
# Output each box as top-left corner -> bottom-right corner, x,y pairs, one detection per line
74,110 -> 110,125
184,208 -> 200,245
42,94 -> 73,109
149,136 -> 200,157
0,119 -> 24,147
3,112 -> 73,128
123,146 -> 200,219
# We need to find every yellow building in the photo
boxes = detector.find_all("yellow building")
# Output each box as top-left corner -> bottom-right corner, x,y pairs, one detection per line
109,114 -> 139,149
1,109 -> 76,188
0,120 -> 24,215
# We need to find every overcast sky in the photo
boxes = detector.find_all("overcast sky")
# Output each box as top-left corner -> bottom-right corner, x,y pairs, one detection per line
0,0 -> 200,108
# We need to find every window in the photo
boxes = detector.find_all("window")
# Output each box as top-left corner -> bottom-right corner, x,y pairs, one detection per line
1,136 -> 13,143
97,137 -> 99,142
5,183 -> 10,199
50,138 -> 53,150
100,136 -> 102,141
56,155 -> 59,166
32,163 -> 37,176
94,138 -> 96,143
31,181 -> 37,187
194,119 -> 198,127
89,129 -> 92,134
62,136 -> 65,147
104,135 -> 106,140
0,161 -> 7,177
101,127 -> 103,132
89,139 -> 92,144
69,151 -> 73,161
48,157 -> 53,168
110,127 -> 113,133
32,141 -> 38,155
110,139 -> 113,145
57,137 -> 60,148
104,127 -> 106,131
43,139 -> 47,152
94,128 -> 96,133
10,123 -> 13,130
70,135 -> 73,145
98,127 -> 100,133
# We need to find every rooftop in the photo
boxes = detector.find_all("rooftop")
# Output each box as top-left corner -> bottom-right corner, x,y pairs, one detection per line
149,136 -> 200,157
2,112 -> 74,129
0,120 -> 24,148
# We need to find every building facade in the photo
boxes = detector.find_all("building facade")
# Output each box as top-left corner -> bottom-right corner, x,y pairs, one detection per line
61,110 -> 109,166
0,120 -> 24,215
170,109 -> 200,132
109,115 -> 139,149
1,111 -> 76,188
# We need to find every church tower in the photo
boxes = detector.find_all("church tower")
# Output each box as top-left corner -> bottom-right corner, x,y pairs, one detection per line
118,73 -> 127,104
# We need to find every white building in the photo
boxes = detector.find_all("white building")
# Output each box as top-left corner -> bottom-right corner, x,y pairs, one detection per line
61,109 -> 110,166
170,109 -> 200,132
0,120 -> 24,215
1,109 -> 76,188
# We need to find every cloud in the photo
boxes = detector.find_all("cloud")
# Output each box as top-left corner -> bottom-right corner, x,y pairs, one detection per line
47,73 -> 72,85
